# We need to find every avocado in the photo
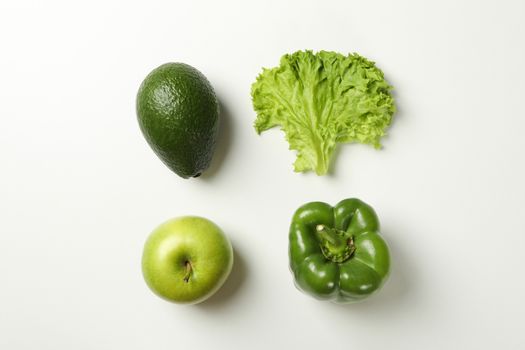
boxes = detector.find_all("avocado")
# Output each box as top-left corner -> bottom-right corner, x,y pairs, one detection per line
136,63 -> 219,178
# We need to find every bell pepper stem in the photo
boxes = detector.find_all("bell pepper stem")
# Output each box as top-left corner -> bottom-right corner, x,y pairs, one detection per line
316,224 -> 355,263
316,224 -> 345,248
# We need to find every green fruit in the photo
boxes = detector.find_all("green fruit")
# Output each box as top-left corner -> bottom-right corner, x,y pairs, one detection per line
142,216 -> 233,304
136,63 -> 220,178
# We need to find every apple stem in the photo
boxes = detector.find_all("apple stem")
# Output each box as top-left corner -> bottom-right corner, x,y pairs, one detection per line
183,261 -> 192,283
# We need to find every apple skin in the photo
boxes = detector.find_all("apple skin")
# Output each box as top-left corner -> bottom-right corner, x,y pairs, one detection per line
142,216 -> 233,304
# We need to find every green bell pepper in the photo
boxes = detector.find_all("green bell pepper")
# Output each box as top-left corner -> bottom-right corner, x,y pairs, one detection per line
289,198 -> 390,303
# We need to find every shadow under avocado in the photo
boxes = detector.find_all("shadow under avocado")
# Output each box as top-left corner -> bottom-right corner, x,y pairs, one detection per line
196,247 -> 247,309
200,100 -> 234,180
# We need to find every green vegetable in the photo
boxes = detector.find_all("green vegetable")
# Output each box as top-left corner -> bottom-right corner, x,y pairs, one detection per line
136,63 -> 219,179
251,51 -> 395,175
289,198 -> 390,303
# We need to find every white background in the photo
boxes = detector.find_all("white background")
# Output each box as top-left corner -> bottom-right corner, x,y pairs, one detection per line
1,0 -> 524,349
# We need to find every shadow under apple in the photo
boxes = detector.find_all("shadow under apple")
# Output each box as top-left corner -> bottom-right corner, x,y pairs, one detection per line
195,247 -> 247,310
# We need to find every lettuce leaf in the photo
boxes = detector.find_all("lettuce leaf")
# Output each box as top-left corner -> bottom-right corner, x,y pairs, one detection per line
251,50 -> 395,175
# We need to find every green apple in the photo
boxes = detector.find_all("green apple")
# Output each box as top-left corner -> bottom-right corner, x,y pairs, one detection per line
142,216 -> 233,304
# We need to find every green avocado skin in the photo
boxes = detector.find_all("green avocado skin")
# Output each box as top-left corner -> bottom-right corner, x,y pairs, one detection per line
136,63 -> 219,178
